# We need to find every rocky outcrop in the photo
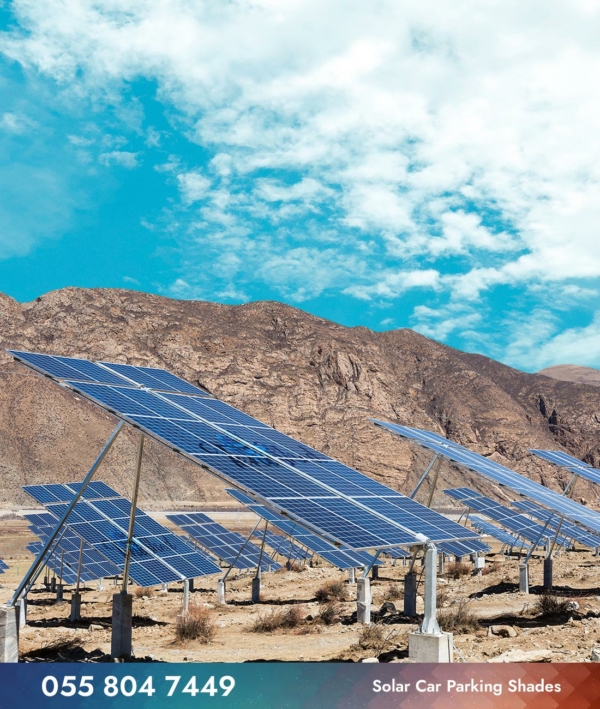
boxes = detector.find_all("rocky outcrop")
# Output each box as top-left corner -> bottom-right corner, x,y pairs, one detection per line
0,287 -> 599,508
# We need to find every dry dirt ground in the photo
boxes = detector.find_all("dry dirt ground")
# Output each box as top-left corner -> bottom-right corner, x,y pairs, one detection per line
2,514 -> 600,664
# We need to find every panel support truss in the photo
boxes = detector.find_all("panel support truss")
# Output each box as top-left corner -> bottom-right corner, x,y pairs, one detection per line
410,454 -> 441,500
9,421 -> 124,607
122,433 -> 145,594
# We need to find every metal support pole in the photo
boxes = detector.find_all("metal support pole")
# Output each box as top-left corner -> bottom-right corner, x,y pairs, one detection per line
121,433 -> 145,594
420,543 -> 441,635
547,514 -> 566,559
410,454 -> 440,499
183,579 -> 190,614
522,516 -> 554,565
360,550 -> 381,579
75,538 -> 84,594
59,551 -> 65,583
222,520 -> 262,584
255,521 -> 268,578
9,421 -> 124,607
425,464 -> 441,508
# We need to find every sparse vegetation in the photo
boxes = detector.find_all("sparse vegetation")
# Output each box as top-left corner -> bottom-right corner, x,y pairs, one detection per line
383,583 -> 403,601
437,597 -> 479,634
175,605 -> 216,643
315,580 -> 348,603
358,623 -> 400,655
533,593 -> 571,617
251,605 -> 304,633
445,561 -> 471,579
317,600 -> 341,625
133,586 -> 155,598
481,560 -> 502,576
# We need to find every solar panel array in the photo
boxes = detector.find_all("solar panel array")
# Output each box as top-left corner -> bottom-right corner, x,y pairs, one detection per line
227,488 -> 383,569
10,350 -> 480,552
530,449 -> 600,486
374,420 -> 600,536
443,488 -> 569,546
252,529 -> 312,562
26,541 -> 79,584
469,517 -> 529,548
166,512 -> 281,571
0,558 -> 8,574
511,499 -> 600,549
23,481 -> 221,587
26,512 -> 120,583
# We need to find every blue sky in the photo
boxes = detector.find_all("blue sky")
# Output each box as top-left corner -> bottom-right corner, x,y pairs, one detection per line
1,1 -> 600,372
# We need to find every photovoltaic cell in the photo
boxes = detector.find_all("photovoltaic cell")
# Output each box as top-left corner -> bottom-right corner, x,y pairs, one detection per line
252,529 -> 312,562
166,512 -> 281,571
23,482 -> 221,586
374,420 -> 600,537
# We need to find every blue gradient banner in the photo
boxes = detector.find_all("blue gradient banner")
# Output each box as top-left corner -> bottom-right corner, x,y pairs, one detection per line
1,664 -> 600,709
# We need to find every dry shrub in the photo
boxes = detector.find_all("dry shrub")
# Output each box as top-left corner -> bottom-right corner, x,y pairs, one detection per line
21,637 -> 83,661
317,600 -> 341,625
175,605 -> 216,643
445,561 -> 471,580
359,623 -> 400,655
481,560 -> 501,576
436,586 -> 450,607
383,583 -> 403,601
437,597 -> 479,634
534,593 -> 571,617
133,586 -> 155,598
251,605 -> 303,633
275,561 -> 305,573
315,580 -> 348,603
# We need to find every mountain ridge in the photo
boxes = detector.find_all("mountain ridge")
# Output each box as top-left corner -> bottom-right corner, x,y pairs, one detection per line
1,287 -> 599,509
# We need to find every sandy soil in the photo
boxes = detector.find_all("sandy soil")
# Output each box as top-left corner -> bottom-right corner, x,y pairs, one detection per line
2,515 -> 600,663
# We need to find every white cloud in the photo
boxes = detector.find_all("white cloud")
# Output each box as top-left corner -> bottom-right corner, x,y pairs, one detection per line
98,150 -> 139,168
176,170 -> 211,204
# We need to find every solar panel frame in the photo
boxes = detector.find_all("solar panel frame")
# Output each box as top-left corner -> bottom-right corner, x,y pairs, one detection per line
469,516 -> 528,548
530,449 -> 600,486
511,499 -> 600,549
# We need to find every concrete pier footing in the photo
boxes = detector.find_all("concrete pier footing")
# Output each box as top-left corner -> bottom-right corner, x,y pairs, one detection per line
216,581 -> 226,604
519,563 -> 530,594
543,558 -> 553,590
403,572 -> 417,617
251,577 -> 261,603
111,593 -> 133,660
356,577 -> 371,624
70,593 -> 82,622
0,606 -> 19,663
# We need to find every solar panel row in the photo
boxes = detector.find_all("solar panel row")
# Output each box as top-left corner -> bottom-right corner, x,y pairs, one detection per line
468,517 -> 529,548
9,350 -> 481,553
166,512 -> 281,571
252,529 -> 312,562
24,481 -> 221,587
511,499 -> 600,549
530,449 -> 600,487
443,487 -> 569,546
374,420 -> 600,537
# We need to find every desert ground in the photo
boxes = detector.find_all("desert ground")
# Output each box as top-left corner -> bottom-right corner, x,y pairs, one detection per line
2,511 -> 600,664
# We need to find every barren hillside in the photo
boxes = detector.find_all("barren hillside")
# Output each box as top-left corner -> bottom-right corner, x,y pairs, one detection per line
0,288 -> 599,508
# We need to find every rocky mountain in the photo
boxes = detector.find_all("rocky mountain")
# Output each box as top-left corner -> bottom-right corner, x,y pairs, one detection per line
1,287 -> 599,510
538,364 -> 600,387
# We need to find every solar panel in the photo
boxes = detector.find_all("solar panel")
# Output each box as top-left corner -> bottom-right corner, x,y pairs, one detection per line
0,558 -> 7,574
443,488 -> 569,546
26,512 -> 121,582
166,512 -> 281,571
227,488 -> 384,569
374,420 -> 600,537
252,529 -> 312,562
511,499 -> 600,549
8,350 -> 481,552
23,483 -> 221,586
99,362 -> 211,396
469,516 -> 529,548
530,449 -> 600,486
25,540 -> 78,584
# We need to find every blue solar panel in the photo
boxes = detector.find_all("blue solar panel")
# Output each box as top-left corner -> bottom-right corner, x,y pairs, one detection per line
530,449 -> 600,486
99,362 -> 210,396
375,420 -> 600,537
226,488 -> 383,569
511,499 -> 600,549
12,351 -> 481,551
469,516 -> 528,548
167,512 -> 281,571
8,350 -> 131,385
23,483 -> 221,585
443,488 -> 569,546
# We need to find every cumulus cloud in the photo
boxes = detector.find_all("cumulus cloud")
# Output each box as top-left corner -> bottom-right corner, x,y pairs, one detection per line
98,150 -> 139,168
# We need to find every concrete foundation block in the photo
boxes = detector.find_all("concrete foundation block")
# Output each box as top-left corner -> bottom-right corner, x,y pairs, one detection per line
56,584 -> 64,603
438,553 -> 445,574
188,578 -> 194,593
371,565 -> 379,580
403,572 -> 417,617
70,593 -> 82,622
348,568 -> 356,584
0,605 -> 19,663
111,593 -> 133,660
251,577 -> 261,603
357,577 -> 371,624
543,558 -> 553,590
519,563 -> 529,594
216,580 -> 226,604
409,631 -> 453,663
50,578 -> 56,593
